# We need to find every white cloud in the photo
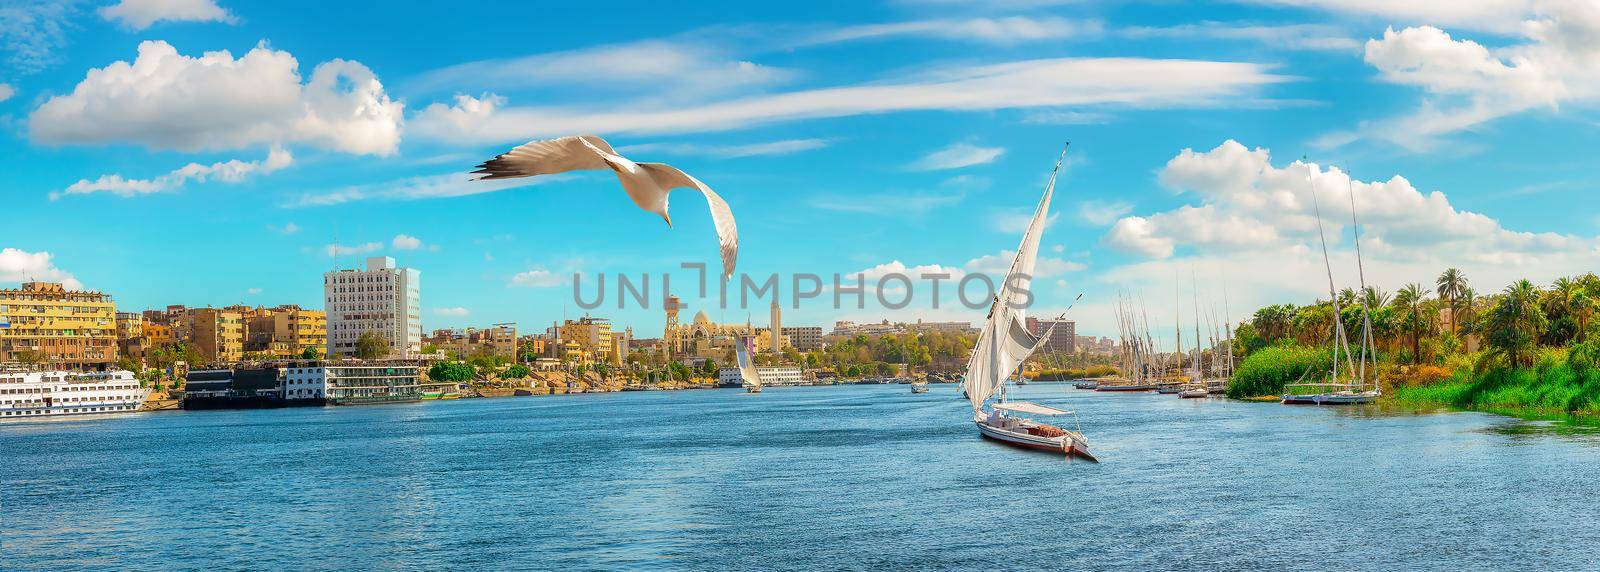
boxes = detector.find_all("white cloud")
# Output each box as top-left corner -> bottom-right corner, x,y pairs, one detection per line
270,222 -> 300,234
912,142 -> 1005,171
1321,3 -> 1600,150
0,247 -> 82,290
1020,109 -> 1111,125
52,147 -> 290,200
407,39 -> 792,98
392,234 -> 423,250
246,287 -> 261,295
0,1 -> 77,74
433,307 -> 470,317
1242,0 -> 1535,34
289,171 -> 565,207
30,40 -> 402,156
1077,200 -> 1133,225
323,242 -> 382,257
0,83 -> 13,102
1101,140 -> 1600,284
99,0 -> 235,30
805,17 -> 1103,45
617,138 -> 830,158
1121,22 -> 1360,51
413,57 -> 1285,143
990,209 -> 1060,234
809,175 -> 982,215
964,250 -> 1085,277
510,268 -> 565,288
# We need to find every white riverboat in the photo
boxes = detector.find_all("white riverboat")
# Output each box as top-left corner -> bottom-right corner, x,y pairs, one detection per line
0,370 -> 149,419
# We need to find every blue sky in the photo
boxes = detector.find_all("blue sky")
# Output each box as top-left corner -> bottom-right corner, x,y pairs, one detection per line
3,0 -> 1599,343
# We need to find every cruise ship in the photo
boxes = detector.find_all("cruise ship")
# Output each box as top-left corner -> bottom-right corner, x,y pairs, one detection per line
0,370 -> 149,419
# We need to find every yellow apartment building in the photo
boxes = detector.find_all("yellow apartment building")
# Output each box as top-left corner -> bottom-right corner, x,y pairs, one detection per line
0,282 -> 118,369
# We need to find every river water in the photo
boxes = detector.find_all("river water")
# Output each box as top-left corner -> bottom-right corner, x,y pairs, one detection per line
5,383 -> 1600,570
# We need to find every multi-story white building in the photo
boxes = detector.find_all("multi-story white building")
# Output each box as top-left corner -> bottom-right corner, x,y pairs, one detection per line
324,256 -> 421,358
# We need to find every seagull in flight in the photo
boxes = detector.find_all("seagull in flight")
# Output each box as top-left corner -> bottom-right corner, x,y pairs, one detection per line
473,135 -> 739,278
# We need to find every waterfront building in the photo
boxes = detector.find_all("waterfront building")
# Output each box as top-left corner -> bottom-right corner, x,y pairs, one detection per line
0,282 -> 118,369
0,370 -> 147,418
781,326 -> 825,351
1025,318 -> 1076,354
181,307 -> 244,364
831,318 -> 975,337
324,256 -> 422,358
663,302 -> 758,357
425,324 -> 518,359
242,305 -> 328,358
559,316 -> 623,366
718,365 -> 805,387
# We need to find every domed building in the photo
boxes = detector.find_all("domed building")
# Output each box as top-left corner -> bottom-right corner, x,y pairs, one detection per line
663,296 -> 786,357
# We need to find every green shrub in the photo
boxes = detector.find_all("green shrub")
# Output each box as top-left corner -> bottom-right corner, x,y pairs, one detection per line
1227,344 -> 1333,398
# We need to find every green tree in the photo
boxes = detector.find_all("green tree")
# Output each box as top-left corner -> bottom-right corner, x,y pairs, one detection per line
300,346 -> 321,360
1393,283 -> 1431,363
355,331 -> 389,360
503,364 -> 531,379
428,361 -> 476,382
1482,280 -> 1547,368
699,358 -> 717,376
1436,268 -> 1467,335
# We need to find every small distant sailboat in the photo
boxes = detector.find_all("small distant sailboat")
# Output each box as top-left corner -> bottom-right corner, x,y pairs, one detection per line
963,144 -> 1095,461
911,380 -> 929,394
736,335 -> 762,394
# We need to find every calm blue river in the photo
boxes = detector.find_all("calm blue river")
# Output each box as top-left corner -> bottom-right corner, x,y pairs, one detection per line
5,383 -> 1600,570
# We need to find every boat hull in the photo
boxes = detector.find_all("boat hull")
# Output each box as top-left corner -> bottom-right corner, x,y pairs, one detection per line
1178,389 -> 1208,399
975,420 -> 1097,462
1095,384 -> 1155,392
1282,392 -> 1376,405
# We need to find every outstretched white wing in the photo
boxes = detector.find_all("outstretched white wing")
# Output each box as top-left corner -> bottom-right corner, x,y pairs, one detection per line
640,162 -> 739,279
472,135 -> 618,179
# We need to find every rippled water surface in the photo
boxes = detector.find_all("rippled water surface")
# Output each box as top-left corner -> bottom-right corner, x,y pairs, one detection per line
6,383 -> 1600,570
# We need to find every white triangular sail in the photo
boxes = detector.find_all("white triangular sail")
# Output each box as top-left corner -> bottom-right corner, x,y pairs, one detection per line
963,148 -> 1062,413
735,335 -> 762,389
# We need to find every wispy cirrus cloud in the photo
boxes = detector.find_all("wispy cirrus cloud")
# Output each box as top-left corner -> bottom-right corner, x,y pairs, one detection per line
288,172 -> 571,207
617,138 -> 830,158
809,175 -> 985,215
412,57 -> 1287,144
911,142 -> 1005,170
802,16 -> 1103,46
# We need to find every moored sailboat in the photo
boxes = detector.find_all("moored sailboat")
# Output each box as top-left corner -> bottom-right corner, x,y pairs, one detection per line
962,145 -> 1096,461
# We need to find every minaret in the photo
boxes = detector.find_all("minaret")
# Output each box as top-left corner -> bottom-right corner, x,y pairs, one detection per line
664,295 -> 681,356
770,299 -> 782,353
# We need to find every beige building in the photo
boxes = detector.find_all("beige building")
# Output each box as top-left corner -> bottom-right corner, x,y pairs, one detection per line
0,282 -> 118,369
242,305 -> 327,358
183,308 -> 244,364
559,317 -> 627,366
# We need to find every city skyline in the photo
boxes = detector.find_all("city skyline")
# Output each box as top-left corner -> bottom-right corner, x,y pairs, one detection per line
5,1 -> 1600,343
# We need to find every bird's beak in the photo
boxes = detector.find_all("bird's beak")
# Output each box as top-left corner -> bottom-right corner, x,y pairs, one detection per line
663,213 -> 673,228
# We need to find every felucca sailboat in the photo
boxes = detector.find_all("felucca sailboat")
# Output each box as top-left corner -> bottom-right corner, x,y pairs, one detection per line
736,335 -> 762,393
963,145 -> 1096,461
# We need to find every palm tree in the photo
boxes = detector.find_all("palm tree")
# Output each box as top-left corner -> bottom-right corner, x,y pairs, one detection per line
1483,280 -> 1546,368
1436,268 -> 1467,335
1362,286 -> 1391,311
1393,283 -> 1430,363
